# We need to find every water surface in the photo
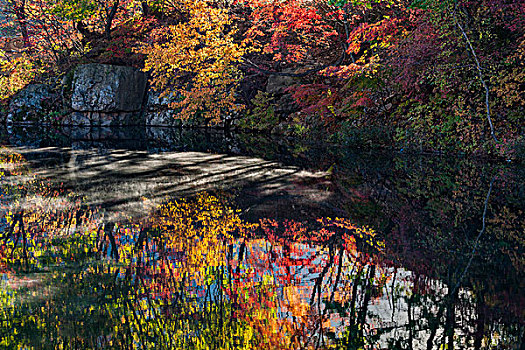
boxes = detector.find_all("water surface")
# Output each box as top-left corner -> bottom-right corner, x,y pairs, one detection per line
1,126 -> 523,349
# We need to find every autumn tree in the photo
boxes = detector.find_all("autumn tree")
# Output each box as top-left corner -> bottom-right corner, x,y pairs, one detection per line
0,0 -> 148,100
2,0 -> 30,47
387,0 -> 525,151
141,0 -> 251,122
239,0 -> 404,126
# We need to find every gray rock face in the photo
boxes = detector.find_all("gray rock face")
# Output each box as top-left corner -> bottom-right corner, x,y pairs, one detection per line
265,69 -> 299,120
67,112 -> 91,126
144,90 -> 185,127
266,70 -> 296,94
63,111 -> 142,126
71,64 -> 147,112
145,111 -> 182,127
7,83 -> 59,124
146,90 -> 181,111
9,84 -> 53,114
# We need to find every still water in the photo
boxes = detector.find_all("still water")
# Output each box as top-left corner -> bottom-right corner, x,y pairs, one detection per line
1,126 -> 523,349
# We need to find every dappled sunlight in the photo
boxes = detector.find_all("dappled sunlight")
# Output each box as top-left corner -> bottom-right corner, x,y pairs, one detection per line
5,145 -> 328,223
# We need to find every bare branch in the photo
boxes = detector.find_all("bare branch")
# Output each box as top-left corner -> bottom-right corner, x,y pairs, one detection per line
241,49 -> 346,78
453,2 -> 498,142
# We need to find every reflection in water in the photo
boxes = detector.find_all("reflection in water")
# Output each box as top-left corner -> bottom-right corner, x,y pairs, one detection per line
0,136 -> 524,349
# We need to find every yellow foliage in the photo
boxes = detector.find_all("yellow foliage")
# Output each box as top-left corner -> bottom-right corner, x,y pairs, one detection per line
0,53 -> 42,101
149,192 -> 250,287
142,0 -> 251,122
0,147 -> 25,165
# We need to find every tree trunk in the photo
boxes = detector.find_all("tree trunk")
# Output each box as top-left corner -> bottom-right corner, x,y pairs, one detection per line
105,0 -> 120,39
453,2 -> 498,142
11,0 -> 30,47
142,1 -> 149,17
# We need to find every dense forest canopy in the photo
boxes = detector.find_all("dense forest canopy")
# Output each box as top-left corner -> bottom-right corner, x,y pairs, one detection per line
0,0 -> 524,156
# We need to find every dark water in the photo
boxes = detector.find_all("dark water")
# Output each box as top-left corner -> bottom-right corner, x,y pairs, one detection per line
0,126 -> 524,349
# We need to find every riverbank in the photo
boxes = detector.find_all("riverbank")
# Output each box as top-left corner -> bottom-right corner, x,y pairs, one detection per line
1,74 -> 522,163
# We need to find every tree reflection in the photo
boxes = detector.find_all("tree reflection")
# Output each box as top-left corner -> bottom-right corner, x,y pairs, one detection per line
0,147 -> 523,349
1,148 -> 100,272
